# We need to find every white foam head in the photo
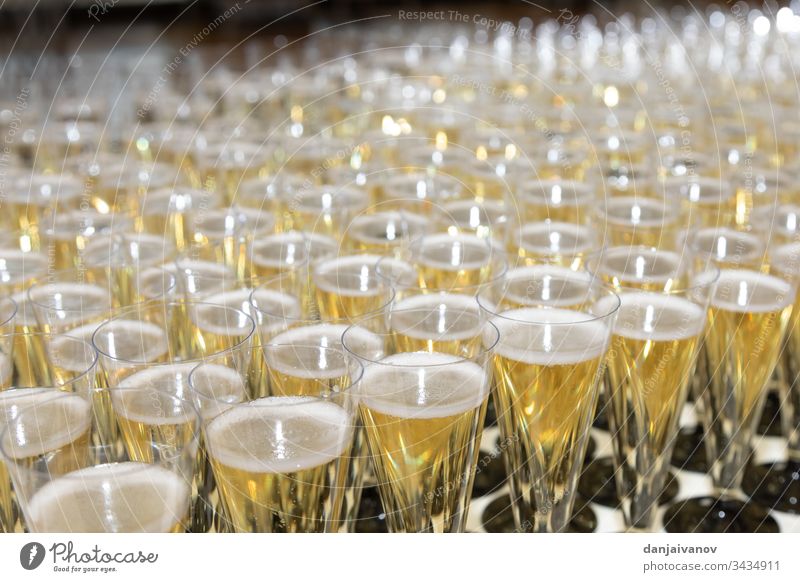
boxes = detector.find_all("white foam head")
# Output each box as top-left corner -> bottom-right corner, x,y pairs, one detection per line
505,265 -> 592,307
111,382 -> 197,427
265,325 -> 360,379
206,397 -> 352,474
250,288 -> 302,318
359,352 -> 489,419
594,247 -> 684,285
771,242 -> 800,277
188,363 -> 247,420
391,294 -> 482,341
190,304 -> 253,337
250,234 -> 310,268
414,233 -> 493,271
520,179 -> 594,206
518,221 -> 594,255
118,362 -> 196,398
349,212 -> 428,244
0,251 -> 48,287
0,388 -> 60,423
94,319 -> 169,366
198,288 -> 253,316
46,333 -> 97,374
1,392 -> 92,459
312,254 -> 383,297
601,197 -> 680,227
27,462 -> 190,533
691,228 -> 765,263
711,269 -> 794,313
30,282 -> 111,323
595,292 -> 705,341
490,307 -> 611,365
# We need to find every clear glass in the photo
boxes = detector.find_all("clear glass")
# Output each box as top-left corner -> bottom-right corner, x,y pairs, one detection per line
190,345 -> 360,533
342,310 -> 498,532
477,274 -> 619,532
586,248 -> 719,530
1,389 -> 200,532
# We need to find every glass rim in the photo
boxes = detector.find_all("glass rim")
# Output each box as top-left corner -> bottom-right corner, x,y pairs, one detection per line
594,195 -> 683,224
0,389 -> 200,475
26,266 -> 116,312
189,343 -> 364,402
249,270 -> 396,323
393,236 -> 510,289
0,331 -> 99,384
341,314 -> 500,367
584,245 -> 722,294
91,300 -> 256,364
0,296 -> 18,327
476,279 -> 621,326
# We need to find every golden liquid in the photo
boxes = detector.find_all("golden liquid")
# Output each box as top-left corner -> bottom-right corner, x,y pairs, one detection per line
117,364 -> 230,532
345,212 -> 428,254
312,257 -> 388,320
502,265 -> 592,310
490,308 -> 609,531
414,235 -> 495,289
593,249 -> 687,292
187,304 -> 253,359
11,322 -> 48,389
359,353 -> 488,533
602,199 -> 682,250
600,293 -> 704,528
313,286 -> 385,321
259,335 -> 368,533
207,399 -> 352,533
1,390 -> 93,533
390,294 -> 484,357
519,181 -> 592,225
512,222 -> 594,269
249,235 -> 310,279
705,271 -> 794,440
264,348 -> 353,398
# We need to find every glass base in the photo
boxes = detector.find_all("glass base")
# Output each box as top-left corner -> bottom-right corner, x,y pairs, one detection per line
742,461 -> 800,515
578,456 -> 679,508
756,391 -> 782,437
481,494 -> 596,533
671,425 -> 708,473
662,496 -> 779,533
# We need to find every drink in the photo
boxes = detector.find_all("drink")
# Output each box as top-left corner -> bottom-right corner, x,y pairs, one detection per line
598,197 -> 683,249
359,352 -> 489,532
489,307 -> 611,531
206,397 -> 353,532
25,462 -> 189,532
502,265 -> 593,308
511,221 -> 596,269
598,292 -> 705,529
390,293 -> 483,356
412,233 -> 498,289
312,255 -> 392,320
1,390 -> 93,533
589,247 -> 686,291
